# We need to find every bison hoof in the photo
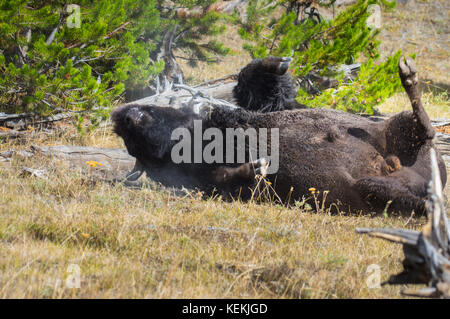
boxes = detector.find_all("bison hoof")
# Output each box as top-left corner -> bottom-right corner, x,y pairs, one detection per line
125,160 -> 144,181
252,158 -> 269,178
126,170 -> 143,181
399,56 -> 418,87
278,57 -> 293,75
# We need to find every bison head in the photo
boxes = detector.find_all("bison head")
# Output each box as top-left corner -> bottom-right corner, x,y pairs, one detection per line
111,104 -> 195,163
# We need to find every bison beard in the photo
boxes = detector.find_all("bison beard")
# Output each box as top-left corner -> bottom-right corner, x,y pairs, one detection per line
111,56 -> 447,215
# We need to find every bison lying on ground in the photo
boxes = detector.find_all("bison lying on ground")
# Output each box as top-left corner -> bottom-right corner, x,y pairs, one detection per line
111,56 -> 447,214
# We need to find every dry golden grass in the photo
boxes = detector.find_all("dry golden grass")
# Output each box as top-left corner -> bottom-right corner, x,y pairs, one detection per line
378,0 -> 449,86
176,25 -> 251,85
377,91 -> 449,119
0,128 -> 445,299
376,0 -> 450,117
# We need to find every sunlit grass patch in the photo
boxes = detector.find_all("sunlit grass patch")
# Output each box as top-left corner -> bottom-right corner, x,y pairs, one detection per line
377,91 -> 449,119
0,145 -> 431,298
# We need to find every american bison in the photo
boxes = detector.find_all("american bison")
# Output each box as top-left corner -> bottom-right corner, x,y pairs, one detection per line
111,56 -> 447,214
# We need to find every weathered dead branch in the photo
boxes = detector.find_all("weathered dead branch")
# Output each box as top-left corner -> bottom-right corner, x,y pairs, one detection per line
124,80 -> 237,112
0,112 -> 74,131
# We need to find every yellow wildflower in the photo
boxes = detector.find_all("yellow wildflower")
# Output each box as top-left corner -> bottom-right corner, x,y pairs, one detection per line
85,161 -> 102,168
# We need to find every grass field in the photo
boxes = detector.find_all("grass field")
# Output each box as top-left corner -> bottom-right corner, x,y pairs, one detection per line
1,99 -> 447,298
0,0 -> 449,298
0,143 -> 424,298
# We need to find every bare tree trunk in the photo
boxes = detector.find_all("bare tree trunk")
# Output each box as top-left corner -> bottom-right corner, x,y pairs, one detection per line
156,24 -> 184,93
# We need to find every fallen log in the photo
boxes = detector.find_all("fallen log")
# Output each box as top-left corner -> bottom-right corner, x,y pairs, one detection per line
0,111 -> 74,130
25,145 -> 211,194
356,149 -> 450,298
0,129 -> 28,138
30,145 -> 135,182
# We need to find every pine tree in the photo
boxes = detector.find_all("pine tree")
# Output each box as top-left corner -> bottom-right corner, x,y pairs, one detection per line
236,0 -> 404,114
0,0 -> 229,128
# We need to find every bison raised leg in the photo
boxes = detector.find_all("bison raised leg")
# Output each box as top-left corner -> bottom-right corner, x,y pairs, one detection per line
398,56 -> 435,140
385,56 -> 435,166
384,56 -> 447,187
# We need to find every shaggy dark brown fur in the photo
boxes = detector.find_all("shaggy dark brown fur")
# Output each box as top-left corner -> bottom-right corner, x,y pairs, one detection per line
112,56 -> 447,214
111,104 -> 267,198
233,56 -> 306,112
